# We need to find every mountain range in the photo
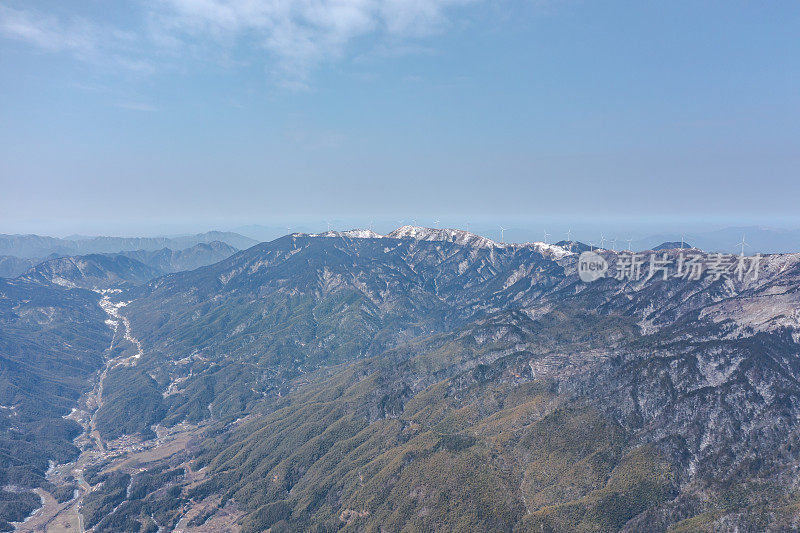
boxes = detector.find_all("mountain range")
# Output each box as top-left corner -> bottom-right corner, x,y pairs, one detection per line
1,241 -> 239,286
2,227 -> 799,532
229,223 -> 800,255
0,231 -> 256,259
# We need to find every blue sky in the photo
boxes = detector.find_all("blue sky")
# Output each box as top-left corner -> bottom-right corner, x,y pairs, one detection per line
1,1 -> 799,236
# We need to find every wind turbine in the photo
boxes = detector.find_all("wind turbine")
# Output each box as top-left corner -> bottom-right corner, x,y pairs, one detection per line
326,220 -> 332,232
588,241 -> 595,252
543,230 -> 550,244
680,233 -> 686,250
563,229 -> 573,252
626,238 -> 633,252
287,226 -> 291,236
500,226 -> 508,244
466,222 -> 471,233
369,220 -> 374,232
610,238 -> 617,252
434,219 -> 441,229
599,234 -> 606,249
736,234 -> 751,256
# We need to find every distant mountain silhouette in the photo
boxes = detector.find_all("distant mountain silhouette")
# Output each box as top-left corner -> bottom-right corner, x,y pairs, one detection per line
652,241 -> 693,251
0,231 -> 256,258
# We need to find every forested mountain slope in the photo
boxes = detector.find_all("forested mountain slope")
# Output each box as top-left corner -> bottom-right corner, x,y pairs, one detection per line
5,229 -> 800,531
0,279 -> 111,529
75,231 -> 798,532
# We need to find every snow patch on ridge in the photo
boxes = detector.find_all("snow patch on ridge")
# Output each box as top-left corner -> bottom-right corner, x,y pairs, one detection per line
312,229 -> 383,239
387,226 -> 499,248
303,225 -> 573,257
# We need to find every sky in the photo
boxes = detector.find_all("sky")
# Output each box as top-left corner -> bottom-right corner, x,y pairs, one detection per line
1,0 -> 799,237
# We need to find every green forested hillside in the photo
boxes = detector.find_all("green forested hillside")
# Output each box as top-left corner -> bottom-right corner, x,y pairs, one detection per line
0,279 -> 110,529
5,233 -> 800,531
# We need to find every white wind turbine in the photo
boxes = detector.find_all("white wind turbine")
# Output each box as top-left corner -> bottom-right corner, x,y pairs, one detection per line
326,220 -> 332,232
500,226 -> 508,244
599,234 -> 606,249
610,238 -> 617,251
566,229 -> 572,242
680,233 -> 686,250
434,219 -> 441,229
736,234 -> 751,256
626,238 -> 633,252
543,230 -> 551,244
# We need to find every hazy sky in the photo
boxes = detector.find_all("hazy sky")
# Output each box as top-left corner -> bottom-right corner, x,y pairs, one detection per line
1,1 -> 799,235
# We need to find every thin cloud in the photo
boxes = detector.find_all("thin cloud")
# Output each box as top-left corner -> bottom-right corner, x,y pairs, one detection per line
151,0 -> 480,85
0,3 -> 151,80
0,0 -> 481,87
0,4 -> 96,53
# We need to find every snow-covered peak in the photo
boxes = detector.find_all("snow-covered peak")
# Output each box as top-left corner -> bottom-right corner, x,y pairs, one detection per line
311,229 -> 383,239
304,225 -> 573,257
386,226 -> 499,248
527,242 -> 573,259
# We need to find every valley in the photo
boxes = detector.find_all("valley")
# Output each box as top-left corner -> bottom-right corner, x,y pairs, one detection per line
14,290 -> 229,532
